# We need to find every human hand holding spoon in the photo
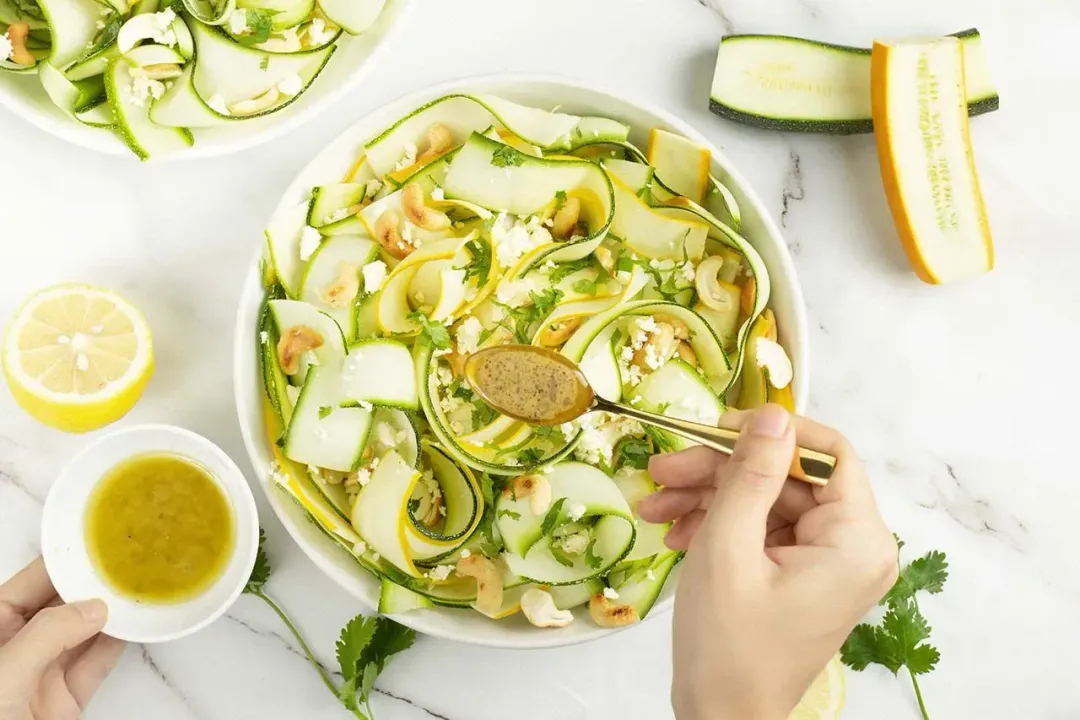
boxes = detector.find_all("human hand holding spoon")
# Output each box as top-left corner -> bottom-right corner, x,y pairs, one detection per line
464,344 -> 835,485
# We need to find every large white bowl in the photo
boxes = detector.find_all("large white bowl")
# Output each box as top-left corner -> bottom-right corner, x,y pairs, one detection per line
233,75 -> 809,649
0,0 -> 410,160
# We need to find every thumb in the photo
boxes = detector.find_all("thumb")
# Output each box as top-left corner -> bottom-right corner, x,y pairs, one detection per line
701,404 -> 795,558
0,600 -> 107,692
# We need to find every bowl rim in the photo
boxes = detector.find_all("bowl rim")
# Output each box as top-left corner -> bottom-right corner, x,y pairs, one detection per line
41,423 -> 260,643
0,0 -> 413,161
233,72 -> 809,649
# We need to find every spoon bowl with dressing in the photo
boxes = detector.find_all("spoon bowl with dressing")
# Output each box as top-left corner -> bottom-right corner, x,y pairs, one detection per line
465,345 -> 835,485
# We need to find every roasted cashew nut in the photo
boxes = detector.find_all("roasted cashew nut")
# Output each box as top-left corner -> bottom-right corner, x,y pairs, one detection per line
230,87 -> 280,116
402,182 -> 451,232
277,325 -> 324,375
631,322 -> 676,371
675,340 -> 698,368
320,262 -> 360,309
593,246 -> 615,274
374,210 -> 416,259
416,122 -> 453,164
653,313 -> 689,340
505,474 -> 552,516
456,555 -> 503,616
588,593 -> 640,628
551,196 -> 581,239
5,23 -> 34,66
520,588 -> 574,628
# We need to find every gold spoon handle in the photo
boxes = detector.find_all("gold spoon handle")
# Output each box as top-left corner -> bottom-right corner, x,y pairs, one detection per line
594,398 -> 835,486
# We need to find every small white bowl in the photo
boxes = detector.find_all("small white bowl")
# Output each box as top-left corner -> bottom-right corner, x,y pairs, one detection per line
0,0 -> 410,160
233,76 -> 809,649
41,424 -> 259,643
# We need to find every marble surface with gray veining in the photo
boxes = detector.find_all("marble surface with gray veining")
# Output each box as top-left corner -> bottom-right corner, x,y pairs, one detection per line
2,0 -> 1078,717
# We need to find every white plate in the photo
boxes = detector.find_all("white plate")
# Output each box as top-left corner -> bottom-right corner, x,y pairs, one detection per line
232,75 -> 809,649
0,0 -> 410,160
41,424 -> 260,643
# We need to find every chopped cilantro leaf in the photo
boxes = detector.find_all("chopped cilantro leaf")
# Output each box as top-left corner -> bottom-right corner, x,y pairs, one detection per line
490,144 -> 525,168
572,278 -> 598,295
584,536 -> 602,570
540,497 -> 567,536
318,405 -> 333,419
235,9 -> 277,47
497,509 -> 521,521
549,543 -> 576,568
461,237 -> 492,287
407,310 -> 451,349
614,436 -> 653,471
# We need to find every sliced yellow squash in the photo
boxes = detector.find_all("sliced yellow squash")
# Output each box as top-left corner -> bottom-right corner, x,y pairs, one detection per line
871,37 -> 994,283
647,128 -> 711,204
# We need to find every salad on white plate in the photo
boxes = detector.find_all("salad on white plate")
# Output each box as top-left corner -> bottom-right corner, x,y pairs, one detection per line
256,93 -> 796,629
0,0 -> 385,159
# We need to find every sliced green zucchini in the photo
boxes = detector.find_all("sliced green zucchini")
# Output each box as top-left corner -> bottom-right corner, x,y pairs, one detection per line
341,339 -> 418,409
379,579 -> 434,613
0,0 -> 49,29
709,29 -> 998,134
613,469 -> 669,562
318,0 -> 383,34
636,359 -> 724,426
366,406 -> 420,468
65,44 -> 120,81
258,295 -> 295,429
181,0 -> 234,25
548,579 -> 603,610
38,61 -> 80,115
150,63 -> 226,128
105,59 -> 194,160
268,298 -> 347,379
283,366 -> 372,472
578,325 -> 621,402
298,235 -> 379,339
363,93 -> 630,177
190,20 -> 334,118
354,291 -> 379,340
307,183 -> 366,226
36,0 -> 100,68
610,551 -> 680,619
405,443 -> 483,561
264,202 -> 311,298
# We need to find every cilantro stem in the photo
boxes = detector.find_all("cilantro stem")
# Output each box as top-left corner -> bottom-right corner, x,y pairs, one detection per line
251,590 -> 339,698
909,669 -> 929,720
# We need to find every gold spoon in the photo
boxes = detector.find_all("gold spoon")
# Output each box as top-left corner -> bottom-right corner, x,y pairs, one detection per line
464,344 -> 835,486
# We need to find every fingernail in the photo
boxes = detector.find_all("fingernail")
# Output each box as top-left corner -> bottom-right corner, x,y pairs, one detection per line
748,404 -> 790,438
75,599 -> 107,623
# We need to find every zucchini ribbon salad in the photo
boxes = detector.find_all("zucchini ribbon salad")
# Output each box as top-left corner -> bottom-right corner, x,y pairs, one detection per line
0,0 -> 386,159
258,94 -> 796,628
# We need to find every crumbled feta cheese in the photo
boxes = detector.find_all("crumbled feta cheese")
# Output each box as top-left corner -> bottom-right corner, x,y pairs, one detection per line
440,395 -> 466,414
558,530 -> 589,554
357,400 -> 374,411
207,94 -> 230,116
619,345 -> 634,363
436,364 -> 454,387
376,422 -> 395,447
298,225 -> 322,261
430,187 -> 445,201
306,17 -> 336,45
603,587 -> 619,600
755,337 -> 793,389
649,258 -> 676,271
361,260 -> 387,294
645,569 -> 656,581
572,412 -> 645,466
625,364 -> 643,386
459,548 -> 471,558
353,468 -> 371,487
371,552 -> 380,561
95,18 -> 105,29
145,8 -> 178,46
227,8 -> 249,35
679,260 -> 696,283
259,331 -> 269,344
352,540 -> 367,555
0,34 -> 12,61
560,422 -> 577,442
427,564 -> 454,582
129,71 -> 165,107
393,142 -> 418,172
491,213 -> 548,266
364,178 -> 383,199
328,208 -> 350,223
277,73 -> 303,96
567,503 -> 587,522
456,316 -> 483,355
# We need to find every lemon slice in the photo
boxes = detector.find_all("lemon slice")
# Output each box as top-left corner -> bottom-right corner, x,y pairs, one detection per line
2,284 -> 154,433
790,656 -> 846,720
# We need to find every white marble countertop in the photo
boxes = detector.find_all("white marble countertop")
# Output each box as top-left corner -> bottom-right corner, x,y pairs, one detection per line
2,0 -> 1079,717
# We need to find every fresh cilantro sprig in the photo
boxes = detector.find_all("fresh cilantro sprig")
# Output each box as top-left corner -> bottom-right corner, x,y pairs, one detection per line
490,144 -> 526,168
461,236 -> 492,287
235,8 -> 277,46
841,540 -> 948,720
407,310 -> 451,349
539,497 -> 568,537
613,436 -> 653,472
244,529 -> 416,719
549,542 -> 576,568
583,537 -> 602,570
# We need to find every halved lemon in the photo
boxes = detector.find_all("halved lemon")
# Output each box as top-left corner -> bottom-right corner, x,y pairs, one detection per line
2,284 -> 153,433
790,656 -> 846,720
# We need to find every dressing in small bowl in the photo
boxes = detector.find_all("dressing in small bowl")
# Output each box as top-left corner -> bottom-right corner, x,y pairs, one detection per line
42,425 -> 258,643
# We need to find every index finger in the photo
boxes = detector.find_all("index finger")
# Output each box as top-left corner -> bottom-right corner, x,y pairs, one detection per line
722,410 -> 874,508
0,558 -> 57,614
